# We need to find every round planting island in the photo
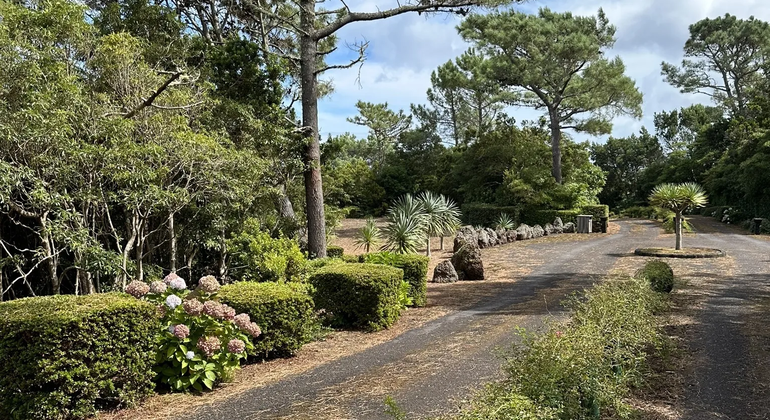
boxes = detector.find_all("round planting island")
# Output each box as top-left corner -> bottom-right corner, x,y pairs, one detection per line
634,247 -> 726,259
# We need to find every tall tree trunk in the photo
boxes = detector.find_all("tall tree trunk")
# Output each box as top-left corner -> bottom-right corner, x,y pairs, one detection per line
300,0 -> 327,259
549,109 -> 563,184
675,212 -> 683,250
426,237 -> 431,257
218,229 -> 227,280
169,212 -> 177,272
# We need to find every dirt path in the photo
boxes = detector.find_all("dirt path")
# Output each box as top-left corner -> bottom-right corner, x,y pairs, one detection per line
182,220 -> 658,420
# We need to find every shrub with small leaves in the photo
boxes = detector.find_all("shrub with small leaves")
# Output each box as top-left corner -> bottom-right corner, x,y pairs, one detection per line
128,274 -> 260,392
636,260 -> 675,293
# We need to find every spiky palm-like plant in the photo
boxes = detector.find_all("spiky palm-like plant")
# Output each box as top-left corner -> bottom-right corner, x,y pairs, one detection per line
495,213 -> 516,231
355,218 -> 382,253
417,192 -> 462,256
384,194 -> 428,254
648,183 -> 708,250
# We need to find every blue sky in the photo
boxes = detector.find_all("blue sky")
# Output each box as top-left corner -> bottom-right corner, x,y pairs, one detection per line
316,0 -> 770,143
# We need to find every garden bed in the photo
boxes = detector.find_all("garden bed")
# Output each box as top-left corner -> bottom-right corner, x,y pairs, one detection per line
634,247 -> 726,258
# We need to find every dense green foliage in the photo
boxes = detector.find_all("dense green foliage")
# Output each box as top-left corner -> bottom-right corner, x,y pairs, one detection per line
0,294 -> 157,419
637,261 -> 675,293
227,220 -> 308,283
363,252 -> 430,307
448,276 -> 666,420
326,246 -> 345,259
462,204 -> 521,226
310,263 -> 403,331
219,282 -> 317,357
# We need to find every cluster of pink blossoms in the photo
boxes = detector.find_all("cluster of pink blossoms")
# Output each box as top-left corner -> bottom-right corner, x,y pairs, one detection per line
149,281 -> 167,294
173,324 -> 190,340
233,313 -> 261,338
183,298 -> 204,316
196,336 -> 221,357
227,339 -> 246,354
125,280 -> 150,298
197,276 -> 221,294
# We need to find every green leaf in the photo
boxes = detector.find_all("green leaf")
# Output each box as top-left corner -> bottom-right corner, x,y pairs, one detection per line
205,370 -> 217,381
202,378 -> 214,390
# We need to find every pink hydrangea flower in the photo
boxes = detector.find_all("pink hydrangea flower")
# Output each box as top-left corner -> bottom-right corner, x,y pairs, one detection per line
203,300 -> 223,318
227,339 -> 246,354
244,322 -> 261,338
234,313 -> 251,330
183,298 -> 204,316
163,272 -> 181,285
196,336 -> 221,358
221,304 -> 236,321
197,276 -> 220,293
125,281 -> 150,298
149,281 -> 167,294
173,324 -> 190,340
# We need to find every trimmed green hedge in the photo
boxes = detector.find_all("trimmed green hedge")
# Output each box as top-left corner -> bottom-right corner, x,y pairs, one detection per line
636,260 -> 675,293
362,252 -> 429,307
0,293 -> 157,420
310,263 -> 403,331
581,205 -> 610,232
219,282 -> 317,357
521,209 -> 580,226
461,203 -> 519,227
327,245 -> 344,258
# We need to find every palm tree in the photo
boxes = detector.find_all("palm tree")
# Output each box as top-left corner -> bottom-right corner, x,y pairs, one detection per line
648,183 -> 708,250
384,194 -> 428,254
417,192 -> 461,256
355,218 -> 381,253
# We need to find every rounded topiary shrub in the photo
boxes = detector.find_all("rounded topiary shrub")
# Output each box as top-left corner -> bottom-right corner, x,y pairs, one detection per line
0,293 -> 158,420
310,263 -> 403,331
362,252 -> 429,307
219,282 -> 317,357
326,245 -> 344,259
636,260 -> 675,293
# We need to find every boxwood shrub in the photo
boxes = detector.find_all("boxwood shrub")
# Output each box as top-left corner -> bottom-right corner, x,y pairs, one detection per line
636,260 -> 675,293
327,245 -> 344,258
0,293 -> 157,420
362,252 -> 429,307
521,209 -> 580,227
218,282 -> 318,357
310,263 -> 403,331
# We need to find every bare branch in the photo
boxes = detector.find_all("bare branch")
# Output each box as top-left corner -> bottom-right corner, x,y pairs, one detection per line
122,71 -> 182,119
149,101 -> 205,111
315,40 -> 368,74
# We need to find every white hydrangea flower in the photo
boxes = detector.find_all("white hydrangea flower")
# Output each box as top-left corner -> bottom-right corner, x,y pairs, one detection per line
185,351 -> 195,360
165,294 -> 182,309
168,324 -> 176,334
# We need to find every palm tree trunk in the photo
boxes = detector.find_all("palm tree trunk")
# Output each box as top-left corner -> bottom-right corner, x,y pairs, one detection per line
426,237 -> 431,257
675,212 -> 683,250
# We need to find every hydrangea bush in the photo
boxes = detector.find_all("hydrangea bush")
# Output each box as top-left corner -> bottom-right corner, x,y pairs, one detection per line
125,274 -> 261,392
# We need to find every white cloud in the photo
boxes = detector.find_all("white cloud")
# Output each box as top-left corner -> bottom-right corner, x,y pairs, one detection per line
316,1 -> 770,143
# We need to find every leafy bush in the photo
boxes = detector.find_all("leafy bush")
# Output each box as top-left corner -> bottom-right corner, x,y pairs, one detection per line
219,282 -> 317,357
450,276 -> 665,419
521,209 -> 580,226
127,274 -> 260,392
462,203 -> 520,227
701,206 -> 730,219
636,260 -> 675,293
327,245 -> 344,259
228,219 -> 307,282
0,293 -> 157,420
310,263 -> 403,331
362,252 -> 429,307
580,204 -> 610,218
620,206 -> 658,219
659,210 -> 693,234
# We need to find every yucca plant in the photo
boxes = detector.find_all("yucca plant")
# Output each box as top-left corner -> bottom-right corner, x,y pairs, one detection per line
355,218 -> 382,253
417,192 -> 461,256
648,183 -> 708,250
495,213 -> 516,231
383,208 -> 428,254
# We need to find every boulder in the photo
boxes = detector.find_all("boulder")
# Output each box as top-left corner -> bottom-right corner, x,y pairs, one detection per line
553,217 -> 564,234
506,230 -> 518,242
532,225 -> 545,238
477,229 -> 491,248
432,260 -> 459,283
486,228 -> 499,246
563,222 -> 576,233
495,228 -> 508,244
516,224 -> 533,240
454,226 -> 478,252
451,243 -> 485,280
544,223 -> 554,236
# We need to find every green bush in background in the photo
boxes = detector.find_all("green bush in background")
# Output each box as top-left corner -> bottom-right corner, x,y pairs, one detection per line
0,294 -> 157,420
227,219 -> 307,282
310,263 -> 403,331
326,245 -> 344,259
461,203 -> 520,227
219,282 -> 317,357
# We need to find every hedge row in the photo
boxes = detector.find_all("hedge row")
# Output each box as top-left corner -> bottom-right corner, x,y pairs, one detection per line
461,203 -> 519,227
0,294 -> 158,420
521,209 -> 580,226
452,275 -> 667,419
219,282 -> 318,357
310,263 -> 403,331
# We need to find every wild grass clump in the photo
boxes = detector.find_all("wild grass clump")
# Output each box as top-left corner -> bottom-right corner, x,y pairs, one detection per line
447,276 -> 667,420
